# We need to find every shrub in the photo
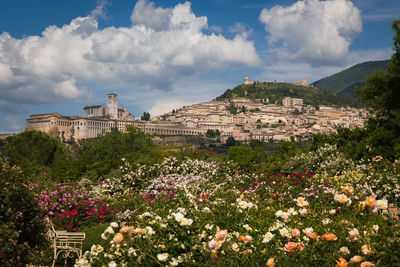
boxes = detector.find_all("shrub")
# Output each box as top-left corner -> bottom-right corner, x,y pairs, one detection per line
0,155 -> 48,266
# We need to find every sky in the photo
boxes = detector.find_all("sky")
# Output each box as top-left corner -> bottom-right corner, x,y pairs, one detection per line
0,0 -> 398,133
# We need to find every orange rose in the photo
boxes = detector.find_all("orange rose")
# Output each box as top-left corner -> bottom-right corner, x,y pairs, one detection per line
309,232 -> 319,239
360,262 -> 375,267
267,257 -> 275,267
366,196 -> 376,209
113,233 -> 124,244
238,235 -> 252,242
120,226 -> 134,235
215,230 -> 228,242
321,233 -> 337,241
349,255 -> 363,264
133,228 -> 146,235
291,228 -> 301,237
343,186 -> 354,195
238,235 -> 246,242
336,257 -> 348,267
284,242 -> 304,254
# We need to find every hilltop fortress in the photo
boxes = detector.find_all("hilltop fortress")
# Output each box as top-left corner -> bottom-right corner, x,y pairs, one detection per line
26,89 -> 368,143
244,75 -> 310,87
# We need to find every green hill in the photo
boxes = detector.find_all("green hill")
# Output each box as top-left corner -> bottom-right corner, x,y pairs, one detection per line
215,82 -> 363,108
311,60 -> 390,99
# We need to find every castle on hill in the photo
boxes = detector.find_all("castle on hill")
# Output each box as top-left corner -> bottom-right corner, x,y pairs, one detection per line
243,75 -> 309,87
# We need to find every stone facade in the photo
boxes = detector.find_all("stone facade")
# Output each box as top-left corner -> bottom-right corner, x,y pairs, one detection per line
26,93 -> 368,144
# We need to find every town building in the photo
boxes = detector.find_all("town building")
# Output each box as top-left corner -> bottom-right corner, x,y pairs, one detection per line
26,92 -> 368,144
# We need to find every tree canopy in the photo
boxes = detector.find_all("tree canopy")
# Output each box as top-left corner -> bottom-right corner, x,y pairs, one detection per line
357,19 -> 400,159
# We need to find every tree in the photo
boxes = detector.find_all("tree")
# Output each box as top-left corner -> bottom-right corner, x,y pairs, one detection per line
77,126 -> 156,177
141,112 -> 151,121
206,129 -> 216,138
6,130 -> 66,174
357,19 -> 400,159
228,146 -> 256,170
226,136 -> 237,147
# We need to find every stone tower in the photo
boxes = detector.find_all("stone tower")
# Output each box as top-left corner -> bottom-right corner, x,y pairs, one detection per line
107,93 -> 118,119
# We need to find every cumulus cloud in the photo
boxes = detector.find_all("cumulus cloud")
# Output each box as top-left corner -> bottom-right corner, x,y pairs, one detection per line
228,23 -> 253,38
148,99 -> 188,117
0,0 -> 259,111
259,0 -> 362,66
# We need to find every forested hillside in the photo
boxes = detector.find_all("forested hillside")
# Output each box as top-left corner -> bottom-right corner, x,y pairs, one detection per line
311,60 -> 390,99
215,82 -> 363,108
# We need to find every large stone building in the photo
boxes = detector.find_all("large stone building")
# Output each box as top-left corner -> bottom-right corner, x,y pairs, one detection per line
26,91 -> 368,144
26,93 -> 205,140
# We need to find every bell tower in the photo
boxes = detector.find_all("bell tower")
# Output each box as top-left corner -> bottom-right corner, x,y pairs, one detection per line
107,93 -> 118,119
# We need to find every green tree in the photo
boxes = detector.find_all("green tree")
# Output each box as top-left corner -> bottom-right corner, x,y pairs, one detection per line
357,19 -> 400,159
77,126 -> 156,177
141,112 -> 151,121
228,146 -> 256,170
6,130 -> 67,177
226,136 -> 237,147
206,129 -> 216,138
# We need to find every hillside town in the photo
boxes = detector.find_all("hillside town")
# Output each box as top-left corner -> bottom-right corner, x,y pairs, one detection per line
152,96 -> 368,143
26,88 -> 368,143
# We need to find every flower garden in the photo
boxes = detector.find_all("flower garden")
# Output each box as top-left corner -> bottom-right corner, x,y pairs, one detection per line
13,149 -> 397,266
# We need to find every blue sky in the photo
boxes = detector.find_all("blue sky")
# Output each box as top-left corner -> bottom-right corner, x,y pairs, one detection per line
0,0 -> 398,133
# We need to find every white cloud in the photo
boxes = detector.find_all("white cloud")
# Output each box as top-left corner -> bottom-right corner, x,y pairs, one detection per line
256,47 -> 392,84
90,0 -> 110,20
0,0 -> 259,111
259,0 -> 362,66
228,23 -> 253,38
2,115 -> 24,132
148,99 -> 188,117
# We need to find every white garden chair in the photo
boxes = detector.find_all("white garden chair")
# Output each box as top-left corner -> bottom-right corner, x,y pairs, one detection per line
46,219 -> 85,267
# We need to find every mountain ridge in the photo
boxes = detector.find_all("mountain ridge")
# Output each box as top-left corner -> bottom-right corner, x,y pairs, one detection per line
311,60 -> 390,99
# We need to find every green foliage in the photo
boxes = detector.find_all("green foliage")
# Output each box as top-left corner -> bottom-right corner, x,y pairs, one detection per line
206,129 -> 216,138
0,155 -> 48,266
356,19 -> 400,160
226,136 -> 237,147
77,126 -> 156,178
312,60 -> 390,98
6,130 -> 65,167
226,102 -> 237,114
216,82 -> 362,108
5,130 -> 75,180
228,146 -> 256,170
141,112 -> 151,121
